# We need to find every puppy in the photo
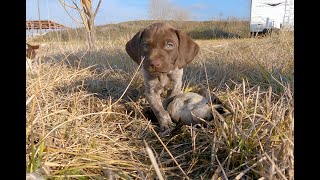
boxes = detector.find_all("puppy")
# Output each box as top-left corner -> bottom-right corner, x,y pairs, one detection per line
125,23 -> 199,136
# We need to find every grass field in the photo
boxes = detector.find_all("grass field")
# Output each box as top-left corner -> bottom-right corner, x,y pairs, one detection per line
26,20 -> 294,179
37,20 -> 249,43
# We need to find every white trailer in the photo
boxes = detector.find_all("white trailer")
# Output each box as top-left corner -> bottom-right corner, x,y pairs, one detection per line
249,0 -> 294,34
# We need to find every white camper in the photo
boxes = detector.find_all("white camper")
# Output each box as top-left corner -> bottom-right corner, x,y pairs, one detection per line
249,0 -> 294,34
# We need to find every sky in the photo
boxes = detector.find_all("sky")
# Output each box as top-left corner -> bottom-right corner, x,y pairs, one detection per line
26,0 -> 251,28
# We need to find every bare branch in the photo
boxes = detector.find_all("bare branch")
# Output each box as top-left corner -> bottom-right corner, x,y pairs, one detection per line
72,1 -> 88,26
58,0 -> 83,24
149,0 -> 190,21
58,0 -> 77,10
72,1 -> 81,10
77,9 -> 89,28
81,0 -> 92,16
58,0 -> 99,48
93,0 -> 102,18
75,1 -> 87,19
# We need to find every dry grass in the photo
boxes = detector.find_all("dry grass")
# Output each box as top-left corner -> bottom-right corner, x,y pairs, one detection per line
26,29 -> 293,179
39,20 -> 249,43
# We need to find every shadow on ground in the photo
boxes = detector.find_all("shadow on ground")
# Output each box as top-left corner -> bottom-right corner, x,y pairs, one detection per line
187,28 -> 241,39
41,42 -> 292,130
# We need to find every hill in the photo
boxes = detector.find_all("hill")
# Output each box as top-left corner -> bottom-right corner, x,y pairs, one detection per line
40,19 -> 250,42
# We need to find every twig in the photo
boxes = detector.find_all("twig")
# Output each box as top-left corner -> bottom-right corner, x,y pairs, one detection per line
58,0 -> 83,24
144,140 -> 165,180
107,57 -> 145,108
233,156 -> 267,180
150,126 -> 190,179
93,0 -> 102,18
216,155 -> 228,180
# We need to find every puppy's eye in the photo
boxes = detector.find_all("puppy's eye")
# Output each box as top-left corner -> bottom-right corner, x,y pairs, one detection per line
165,42 -> 174,49
142,42 -> 149,49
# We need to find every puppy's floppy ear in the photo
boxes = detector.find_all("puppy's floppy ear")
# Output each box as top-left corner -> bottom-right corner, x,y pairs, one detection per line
175,30 -> 199,68
26,43 -> 40,59
26,43 -> 40,50
125,29 -> 144,64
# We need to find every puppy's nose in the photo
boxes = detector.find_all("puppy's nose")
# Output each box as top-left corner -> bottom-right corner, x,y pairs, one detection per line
148,61 -> 161,72
150,61 -> 161,68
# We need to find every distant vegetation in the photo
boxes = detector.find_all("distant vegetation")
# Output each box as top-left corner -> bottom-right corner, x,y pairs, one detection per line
38,19 -> 250,42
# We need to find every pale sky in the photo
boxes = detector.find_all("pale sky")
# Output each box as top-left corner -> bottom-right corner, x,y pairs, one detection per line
26,0 -> 251,28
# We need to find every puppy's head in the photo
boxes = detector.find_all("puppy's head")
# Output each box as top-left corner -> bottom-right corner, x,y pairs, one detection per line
125,23 -> 199,75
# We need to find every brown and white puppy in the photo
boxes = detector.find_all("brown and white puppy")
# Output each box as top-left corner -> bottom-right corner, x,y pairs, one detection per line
125,23 -> 199,136
26,43 -> 47,72
26,43 -> 40,71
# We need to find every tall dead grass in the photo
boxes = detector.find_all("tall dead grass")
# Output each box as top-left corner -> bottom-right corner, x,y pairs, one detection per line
26,30 -> 293,179
39,20 -> 249,43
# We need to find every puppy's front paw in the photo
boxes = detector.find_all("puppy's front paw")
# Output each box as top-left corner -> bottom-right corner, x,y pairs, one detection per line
159,121 -> 173,132
159,127 -> 173,137
158,115 -> 174,137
